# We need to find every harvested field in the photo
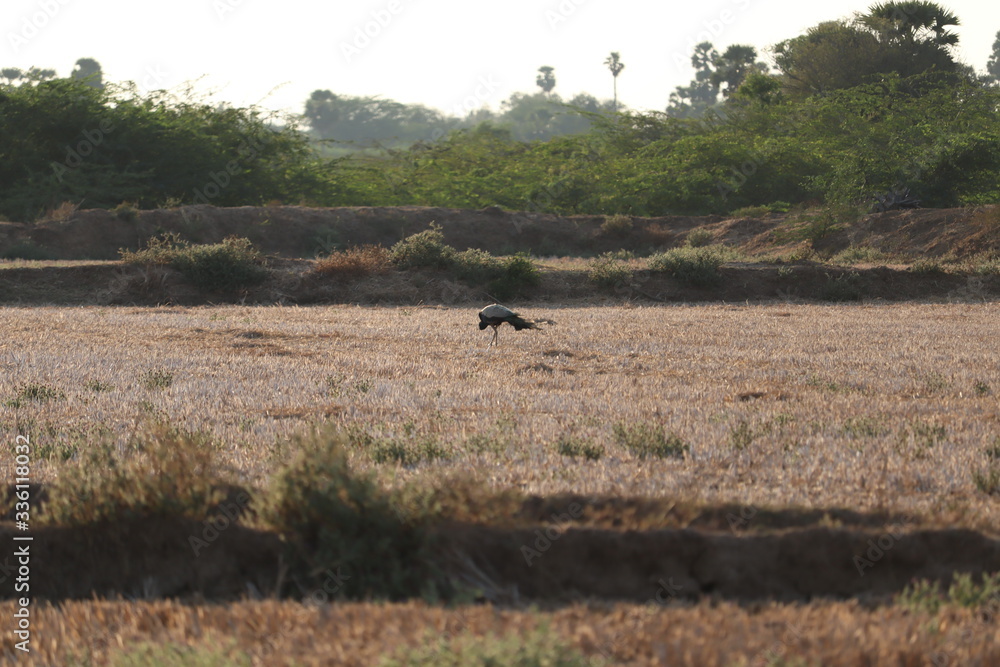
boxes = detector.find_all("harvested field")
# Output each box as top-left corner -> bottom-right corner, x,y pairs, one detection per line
1,303 -> 999,664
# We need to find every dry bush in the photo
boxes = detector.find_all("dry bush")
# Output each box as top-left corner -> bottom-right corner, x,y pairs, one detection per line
313,245 -> 392,278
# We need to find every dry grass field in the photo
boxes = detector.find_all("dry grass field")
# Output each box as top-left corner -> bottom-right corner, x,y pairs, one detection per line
2,303 -> 998,516
2,302 -> 999,664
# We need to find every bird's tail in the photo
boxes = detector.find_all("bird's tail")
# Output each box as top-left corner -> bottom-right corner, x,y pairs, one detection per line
508,315 -> 538,331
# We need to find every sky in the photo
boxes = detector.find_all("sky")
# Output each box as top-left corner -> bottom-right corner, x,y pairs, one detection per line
3,0 -> 999,119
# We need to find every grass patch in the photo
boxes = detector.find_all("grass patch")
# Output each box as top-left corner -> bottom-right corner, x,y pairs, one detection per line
5,382 -> 65,408
555,435 -> 604,461
313,244 -> 391,278
103,642 -> 248,667
390,224 -> 539,300
897,572 -> 1000,615
647,245 -> 733,288
613,422 -> 689,460
600,213 -> 633,236
972,463 -> 1000,496
260,426 -> 445,600
141,368 -> 174,390
120,233 -> 269,292
587,252 -> 632,288
831,246 -> 890,265
112,201 -> 139,222
389,223 -> 455,269
40,422 -> 225,526
380,624 -> 590,667
842,416 -> 889,439
819,271 -> 863,302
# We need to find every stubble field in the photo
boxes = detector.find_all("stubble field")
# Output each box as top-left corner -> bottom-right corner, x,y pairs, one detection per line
1,302 -> 999,665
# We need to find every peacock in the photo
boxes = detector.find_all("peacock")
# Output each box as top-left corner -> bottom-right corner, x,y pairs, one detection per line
478,304 -> 538,347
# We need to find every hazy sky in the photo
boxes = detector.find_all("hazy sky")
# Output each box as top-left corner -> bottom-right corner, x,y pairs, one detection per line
4,0 -> 999,118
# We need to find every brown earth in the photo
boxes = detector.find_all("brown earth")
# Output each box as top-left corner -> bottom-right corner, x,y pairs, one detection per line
2,204 -> 1000,305
2,488 -> 997,605
3,203 -> 1000,261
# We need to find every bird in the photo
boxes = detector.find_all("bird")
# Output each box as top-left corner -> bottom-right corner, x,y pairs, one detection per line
478,304 -> 538,347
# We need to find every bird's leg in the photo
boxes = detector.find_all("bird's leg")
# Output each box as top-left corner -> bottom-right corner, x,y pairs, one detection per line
491,325 -> 499,347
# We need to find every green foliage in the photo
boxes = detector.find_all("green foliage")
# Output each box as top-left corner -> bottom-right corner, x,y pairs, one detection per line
613,422 -> 689,459
588,252 -> 632,288
0,78 -> 326,221
972,463 -> 1000,495
648,245 -> 732,287
555,436 -> 605,461
600,213 -> 633,236
380,625 -> 590,667
390,223 -> 455,269
141,368 -> 174,390
820,271 -> 863,302
261,427 -> 442,600
6,383 -> 65,407
121,234 -> 269,292
390,225 -> 539,299
103,642 -> 250,667
898,572 -> 1000,614
40,423 -> 225,526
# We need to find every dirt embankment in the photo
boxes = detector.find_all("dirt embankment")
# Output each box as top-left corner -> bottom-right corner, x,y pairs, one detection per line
2,491 -> 997,604
1,204 -> 1000,305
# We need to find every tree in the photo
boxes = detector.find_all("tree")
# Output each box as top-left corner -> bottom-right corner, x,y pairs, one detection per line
988,30 -> 1000,83
711,45 -> 768,97
774,6 -> 961,98
604,51 -> 624,109
858,1 -> 959,48
536,66 -> 556,94
667,42 -> 765,117
71,57 -> 103,89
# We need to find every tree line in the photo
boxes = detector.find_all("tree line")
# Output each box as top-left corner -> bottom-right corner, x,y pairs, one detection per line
1,2 -> 999,222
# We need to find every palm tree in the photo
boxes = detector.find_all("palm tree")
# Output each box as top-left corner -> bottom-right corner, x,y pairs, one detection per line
859,1 -> 960,48
536,66 -> 556,94
604,52 -> 625,110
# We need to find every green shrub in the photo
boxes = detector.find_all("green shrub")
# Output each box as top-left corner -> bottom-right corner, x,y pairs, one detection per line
648,245 -> 731,288
898,572 -> 1000,614
487,254 -> 540,301
390,223 -> 455,269
685,228 -> 715,248
972,464 -> 1000,495
600,213 -> 633,236
40,423 -> 225,526
588,252 -> 632,288
555,436 -> 604,461
820,271 -> 863,302
260,427 -> 442,600
121,234 -> 269,292
613,422 -> 689,459
452,248 -> 503,283
113,201 -> 139,222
